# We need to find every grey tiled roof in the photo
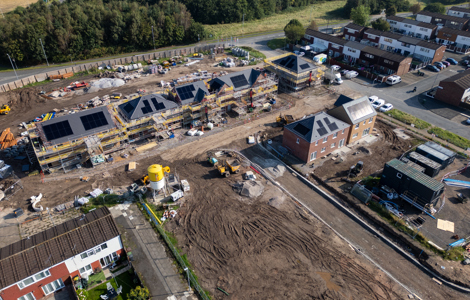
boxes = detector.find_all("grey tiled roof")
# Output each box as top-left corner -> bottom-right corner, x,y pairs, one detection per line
118,94 -> 178,120
439,69 -> 470,89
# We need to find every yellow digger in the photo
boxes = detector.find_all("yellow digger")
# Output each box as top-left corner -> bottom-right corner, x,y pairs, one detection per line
208,156 -> 230,177
276,113 -> 294,126
0,105 -> 11,115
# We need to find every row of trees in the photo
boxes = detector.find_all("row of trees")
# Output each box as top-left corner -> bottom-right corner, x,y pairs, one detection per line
0,0 -> 206,65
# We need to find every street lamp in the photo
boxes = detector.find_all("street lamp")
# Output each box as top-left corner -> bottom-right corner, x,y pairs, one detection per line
69,54 -> 74,65
183,267 -> 191,291
6,54 -> 18,80
39,38 -> 49,66
151,26 -> 156,51
198,34 -> 200,43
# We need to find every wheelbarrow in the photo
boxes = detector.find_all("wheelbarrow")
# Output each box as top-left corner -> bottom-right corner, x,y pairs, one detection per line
457,193 -> 468,203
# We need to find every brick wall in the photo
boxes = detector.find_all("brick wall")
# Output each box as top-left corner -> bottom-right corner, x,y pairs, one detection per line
347,116 -> 376,144
435,81 -> 463,106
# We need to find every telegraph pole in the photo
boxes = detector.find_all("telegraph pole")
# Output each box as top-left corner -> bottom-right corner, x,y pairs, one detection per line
151,26 -> 156,51
39,38 -> 49,66
6,54 -> 18,80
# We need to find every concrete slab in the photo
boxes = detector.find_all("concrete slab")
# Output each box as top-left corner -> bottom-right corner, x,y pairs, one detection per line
393,128 -> 410,140
361,135 -> 378,144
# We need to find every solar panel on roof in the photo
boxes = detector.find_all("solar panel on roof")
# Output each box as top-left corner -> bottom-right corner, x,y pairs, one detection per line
316,120 -> 325,128
293,124 -> 310,136
43,121 -> 74,141
151,98 -> 166,111
211,81 -> 222,91
80,111 -> 109,131
323,118 -> 330,125
123,103 -> 134,114
189,85 -> 195,91
176,86 -> 194,101
328,123 -> 338,131
231,75 -> 249,88
300,63 -> 310,70
141,100 -> 153,114
317,128 -> 328,136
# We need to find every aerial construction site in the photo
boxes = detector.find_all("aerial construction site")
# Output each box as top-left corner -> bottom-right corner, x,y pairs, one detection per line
0,46 -> 467,300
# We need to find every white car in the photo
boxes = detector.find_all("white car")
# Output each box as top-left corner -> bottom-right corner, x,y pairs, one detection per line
372,99 -> 385,109
331,65 -> 341,71
369,96 -> 378,103
386,75 -> 401,85
345,71 -> 359,78
379,103 -> 394,112
340,69 -> 350,75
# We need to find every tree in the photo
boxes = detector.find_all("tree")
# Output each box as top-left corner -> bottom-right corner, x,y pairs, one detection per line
186,21 -> 206,43
284,19 -> 305,44
423,3 -> 445,14
350,6 -> 370,26
371,18 -> 391,31
308,20 -> 319,31
410,3 -> 421,15
386,6 -> 397,17
128,286 -> 150,300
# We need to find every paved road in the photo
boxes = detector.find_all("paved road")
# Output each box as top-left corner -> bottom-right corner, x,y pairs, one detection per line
342,51 -> 470,141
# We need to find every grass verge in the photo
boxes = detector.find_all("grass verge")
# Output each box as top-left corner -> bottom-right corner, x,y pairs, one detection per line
87,270 -> 137,300
384,109 -> 431,129
428,127 -> 470,150
239,46 -> 266,59
267,38 -> 288,50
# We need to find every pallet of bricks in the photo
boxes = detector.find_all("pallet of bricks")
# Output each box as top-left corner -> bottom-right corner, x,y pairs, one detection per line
0,128 -> 17,149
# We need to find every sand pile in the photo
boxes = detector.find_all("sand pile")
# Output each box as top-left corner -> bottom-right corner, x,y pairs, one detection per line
233,181 -> 264,198
251,157 -> 286,178
86,78 -> 125,93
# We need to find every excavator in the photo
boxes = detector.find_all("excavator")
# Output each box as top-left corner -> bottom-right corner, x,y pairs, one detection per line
208,156 -> 230,177
0,105 -> 11,115
276,113 -> 294,126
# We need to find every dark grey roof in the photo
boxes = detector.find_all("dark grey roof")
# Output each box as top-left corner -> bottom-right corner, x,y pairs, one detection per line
284,112 -> 350,143
334,94 -> 354,106
416,40 -> 445,50
364,28 -> 383,37
118,94 -> 178,120
398,35 -> 419,45
305,29 -> 348,45
448,6 -> 470,14
418,10 -> 468,23
209,68 -> 262,91
174,80 -> 210,105
0,207 -> 119,290
424,141 -> 456,158
439,69 -> 470,89
272,55 -> 317,74
345,40 -> 368,50
388,15 -> 420,25
409,151 -> 442,169
39,106 -> 116,145
341,96 -> 377,124
380,31 -> 403,40
345,23 -> 366,31
439,26 -> 470,38
417,144 -> 450,161
385,159 -> 445,191
362,46 -> 408,63
417,22 -> 437,29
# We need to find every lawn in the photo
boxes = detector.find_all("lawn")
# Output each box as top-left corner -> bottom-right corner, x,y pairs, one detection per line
267,38 -> 288,50
87,270 -> 137,300
0,0 -> 37,12
88,271 -> 106,287
427,127 -> 470,150
204,0 -> 346,38
384,109 -> 431,129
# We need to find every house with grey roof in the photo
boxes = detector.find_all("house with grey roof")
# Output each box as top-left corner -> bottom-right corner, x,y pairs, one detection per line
282,111 -> 350,163
448,6 -> 470,18
327,96 -> 377,144
118,94 -> 178,121
170,80 -> 210,105
386,15 -> 437,40
435,69 -> 470,106
416,10 -> 469,30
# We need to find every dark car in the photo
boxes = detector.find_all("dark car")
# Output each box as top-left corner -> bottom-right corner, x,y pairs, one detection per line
434,62 -> 444,70
461,59 -> 470,66
446,58 -> 458,65
427,65 -> 440,72
441,61 -> 450,67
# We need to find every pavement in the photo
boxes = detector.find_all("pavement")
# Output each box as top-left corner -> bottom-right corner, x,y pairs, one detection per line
110,203 -> 195,300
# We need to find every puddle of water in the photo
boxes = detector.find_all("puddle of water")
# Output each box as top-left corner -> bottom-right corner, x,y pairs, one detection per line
316,271 -> 341,291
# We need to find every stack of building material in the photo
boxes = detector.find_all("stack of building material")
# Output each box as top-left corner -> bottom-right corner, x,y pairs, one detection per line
0,128 -> 17,150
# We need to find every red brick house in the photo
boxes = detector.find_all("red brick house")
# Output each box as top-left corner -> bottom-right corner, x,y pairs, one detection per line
435,70 -> 470,107
282,112 -> 350,163
343,23 -> 367,41
0,207 -> 124,300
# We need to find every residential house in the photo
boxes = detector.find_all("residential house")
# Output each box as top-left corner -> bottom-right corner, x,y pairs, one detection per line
0,207 -> 124,300
416,11 -> 469,30
304,29 -> 347,58
386,15 -> 437,40
436,27 -> 470,52
435,69 -> 470,107
327,96 -> 377,144
447,6 -> 470,19
343,23 -> 367,41
282,112 -> 350,163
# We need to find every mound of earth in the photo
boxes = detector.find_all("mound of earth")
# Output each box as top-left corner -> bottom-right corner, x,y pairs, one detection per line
233,180 -> 264,198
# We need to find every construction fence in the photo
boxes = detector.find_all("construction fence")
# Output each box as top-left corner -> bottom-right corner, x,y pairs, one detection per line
142,202 -> 210,300
0,43 -> 225,93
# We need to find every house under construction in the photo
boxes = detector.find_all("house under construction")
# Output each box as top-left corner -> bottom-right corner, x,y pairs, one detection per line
264,53 -> 325,92
26,68 -> 277,173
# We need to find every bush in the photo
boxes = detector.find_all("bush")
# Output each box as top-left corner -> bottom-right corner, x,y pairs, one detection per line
386,109 -> 431,129
427,127 -> 470,149
128,286 -> 150,300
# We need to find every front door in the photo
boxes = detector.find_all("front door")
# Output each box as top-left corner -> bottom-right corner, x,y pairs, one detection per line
339,139 -> 344,148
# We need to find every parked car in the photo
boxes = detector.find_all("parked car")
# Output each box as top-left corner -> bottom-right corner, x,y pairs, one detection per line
331,65 -> 341,71
369,95 -> 378,103
466,118 -> 470,125
446,58 -> 458,65
427,65 -> 440,72
461,59 -> 470,66
379,103 -> 394,112
345,71 -> 359,78
441,61 -> 450,67
434,62 -> 445,70
386,75 -> 401,85
371,99 -> 385,109
340,69 -> 350,75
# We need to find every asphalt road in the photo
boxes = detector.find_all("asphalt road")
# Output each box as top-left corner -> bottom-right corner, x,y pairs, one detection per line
342,51 -> 470,141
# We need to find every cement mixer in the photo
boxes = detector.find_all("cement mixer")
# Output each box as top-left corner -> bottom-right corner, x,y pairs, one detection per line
148,164 -> 170,191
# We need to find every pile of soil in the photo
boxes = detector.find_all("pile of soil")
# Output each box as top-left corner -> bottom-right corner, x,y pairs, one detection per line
251,157 -> 286,178
233,180 -> 264,198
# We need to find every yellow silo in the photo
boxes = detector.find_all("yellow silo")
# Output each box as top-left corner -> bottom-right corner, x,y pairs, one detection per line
148,164 -> 170,190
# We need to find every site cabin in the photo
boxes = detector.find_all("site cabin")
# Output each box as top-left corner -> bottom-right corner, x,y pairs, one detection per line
415,144 -> 451,169
408,151 -> 442,178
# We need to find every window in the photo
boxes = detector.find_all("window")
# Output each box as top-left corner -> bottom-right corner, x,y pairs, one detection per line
363,127 -> 371,137
331,143 -> 336,148
87,250 -> 95,256
310,151 -> 317,161
342,129 -> 345,134
333,132 -> 338,139
296,138 -> 300,144
315,141 -> 319,146
363,120 -> 366,125
18,293 -> 35,300
42,279 -> 64,295
18,270 -> 51,289
80,253 -> 88,259
353,133 -> 358,138
321,147 -> 326,153
397,173 -> 402,179
355,124 -> 359,129
101,243 -> 108,250
369,117 -> 374,123
323,137 -> 328,143
79,264 -> 92,274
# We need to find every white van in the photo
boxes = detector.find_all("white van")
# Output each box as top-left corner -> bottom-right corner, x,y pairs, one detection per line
386,75 -> 401,85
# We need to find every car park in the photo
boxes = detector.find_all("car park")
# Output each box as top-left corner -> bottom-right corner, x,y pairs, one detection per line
345,71 -> 359,78
427,65 -> 440,72
379,103 -> 394,112
441,61 -> 450,67
386,75 -> 401,85
369,95 -> 378,103
371,99 -> 385,109
446,58 -> 458,65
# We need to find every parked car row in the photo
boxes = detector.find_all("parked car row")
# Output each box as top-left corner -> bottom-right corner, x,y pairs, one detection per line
369,95 -> 393,112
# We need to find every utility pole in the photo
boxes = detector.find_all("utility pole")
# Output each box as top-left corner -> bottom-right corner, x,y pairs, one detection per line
69,54 -> 74,65
6,54 -> 18,80
151,26 -> 156,51
198,34 -> 200,43
242,13 -> 245,38
39,38 -> 49,66
12,57 -> 18,70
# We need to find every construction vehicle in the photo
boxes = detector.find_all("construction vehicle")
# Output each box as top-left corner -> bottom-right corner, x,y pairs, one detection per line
276,113 -> 294,126
140,175 -> 149,185
226,159 -> 241,174
348,161 -> 364,177
0,105 -> 10,115
111,92 -> 122,99
192,53 -> 204,59
208,156 -> 230,177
